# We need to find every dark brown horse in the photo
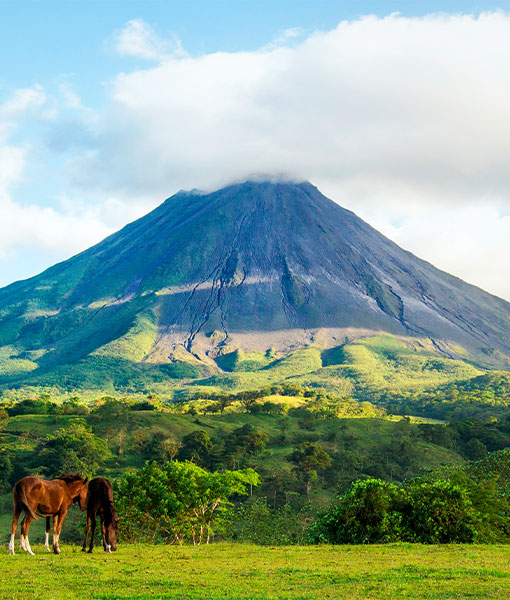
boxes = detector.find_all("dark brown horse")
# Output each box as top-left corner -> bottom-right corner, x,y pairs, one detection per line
82,477 -> 119,553
10,474 -> 88,555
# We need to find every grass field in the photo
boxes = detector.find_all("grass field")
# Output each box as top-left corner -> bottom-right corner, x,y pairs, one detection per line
1,543 -> 510,599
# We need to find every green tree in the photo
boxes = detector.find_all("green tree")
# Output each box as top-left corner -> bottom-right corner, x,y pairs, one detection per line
464,438 -> 488,461
115,460 -> 260,544
7,398 -> 55,416
178,430 -> 214,467
0,448 -> 13,492
308,478 -> 405,544
87,398 -> 130,430
405,480 -> 479,543
34,423 -> 111,477
0,408 -> 8,431
142,431 -> 182,463
289,442 -> 331,496
224,424 -> 268,469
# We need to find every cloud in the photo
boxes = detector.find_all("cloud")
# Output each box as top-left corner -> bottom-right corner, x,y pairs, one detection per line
0,84 -> 46,118
5,13 -> 510,301
77,12 -> 510,200
114,19 -> 185,61
0,87 -> 115,284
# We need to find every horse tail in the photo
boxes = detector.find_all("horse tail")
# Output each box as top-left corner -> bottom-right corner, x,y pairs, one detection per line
14,482 -> 38,520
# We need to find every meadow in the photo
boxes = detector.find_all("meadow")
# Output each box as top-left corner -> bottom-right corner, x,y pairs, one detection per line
2,542 -> 510,599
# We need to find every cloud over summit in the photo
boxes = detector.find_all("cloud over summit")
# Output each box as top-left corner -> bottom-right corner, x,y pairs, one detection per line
3,12 -> 510,299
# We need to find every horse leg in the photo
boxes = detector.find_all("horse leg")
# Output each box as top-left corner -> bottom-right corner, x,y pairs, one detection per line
54,508 -> 69,555
52,513 -> 61,555
88,516 -> 96,553
10,499 -> 22,556
20,516 -> 27,551
21,515 -> 35,555
82,514 -> 91,552
45,517 -> 51,551
100,517 -> 111,553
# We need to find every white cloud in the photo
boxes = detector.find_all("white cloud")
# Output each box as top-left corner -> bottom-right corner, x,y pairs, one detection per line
77,13 -> 510,198
114,19 -> 185,61
5,13 -> 510,301
0,84 -> 46,118
0,87 -> 114,279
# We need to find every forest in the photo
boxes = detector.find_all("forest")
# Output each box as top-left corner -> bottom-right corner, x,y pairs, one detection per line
2,384 -> 510,547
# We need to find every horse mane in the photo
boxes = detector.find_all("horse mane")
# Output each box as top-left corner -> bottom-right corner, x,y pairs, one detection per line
58,473 -> 85,483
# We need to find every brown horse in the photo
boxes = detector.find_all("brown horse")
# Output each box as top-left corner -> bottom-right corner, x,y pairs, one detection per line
82,477 -> 119,553
10,474 -> 88,555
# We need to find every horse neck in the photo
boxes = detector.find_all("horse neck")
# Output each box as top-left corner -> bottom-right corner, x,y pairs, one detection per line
66,480 -> 84,496
101,497 -> 117,524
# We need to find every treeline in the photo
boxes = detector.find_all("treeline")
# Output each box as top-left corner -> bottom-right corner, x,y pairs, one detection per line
5,394 -> 510,502
104,460 -> 510,545
377,373 -> 510,421
0,382 -> 383,419
186,383 -> 382,418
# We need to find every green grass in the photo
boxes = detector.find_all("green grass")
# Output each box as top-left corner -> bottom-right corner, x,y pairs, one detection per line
1,543 -> 510,599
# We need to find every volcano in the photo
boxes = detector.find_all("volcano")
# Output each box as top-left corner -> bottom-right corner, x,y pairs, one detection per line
0,179 -> 509,390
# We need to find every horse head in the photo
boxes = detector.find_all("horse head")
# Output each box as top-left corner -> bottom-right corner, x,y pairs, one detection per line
59,474 -> 89,511
106,515 -> 119,551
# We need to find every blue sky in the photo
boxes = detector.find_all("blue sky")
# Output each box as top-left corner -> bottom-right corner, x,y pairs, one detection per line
2,1 -> 510,298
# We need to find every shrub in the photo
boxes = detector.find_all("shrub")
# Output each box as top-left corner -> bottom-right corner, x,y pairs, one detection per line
308,477 -> 480,544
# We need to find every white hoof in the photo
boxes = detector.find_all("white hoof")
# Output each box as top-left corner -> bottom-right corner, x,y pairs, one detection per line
9,534 -> 15,555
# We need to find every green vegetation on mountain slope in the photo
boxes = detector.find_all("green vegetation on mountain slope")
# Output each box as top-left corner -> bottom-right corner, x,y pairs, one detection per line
5,333 -> 509,423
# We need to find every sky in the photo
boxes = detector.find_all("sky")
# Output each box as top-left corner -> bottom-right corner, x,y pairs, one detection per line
2,1 -> 510,300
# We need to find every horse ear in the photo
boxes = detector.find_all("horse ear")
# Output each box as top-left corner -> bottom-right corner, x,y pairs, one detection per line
84,477 -> 89,484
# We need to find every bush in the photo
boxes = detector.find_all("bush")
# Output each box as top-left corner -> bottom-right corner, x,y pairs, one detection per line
308,478 -> 405,544
308,477 -> 480,544
405,480 -> 478,543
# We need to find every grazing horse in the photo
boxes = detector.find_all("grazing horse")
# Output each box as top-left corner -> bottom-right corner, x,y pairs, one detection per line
10,474 -> 88,555
82,477 -> 119,553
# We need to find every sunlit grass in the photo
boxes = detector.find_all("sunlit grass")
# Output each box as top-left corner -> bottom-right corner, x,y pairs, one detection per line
1,543 -> 510,599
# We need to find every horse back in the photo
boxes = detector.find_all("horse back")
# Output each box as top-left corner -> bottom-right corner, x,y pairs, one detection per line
13,476 -> 70,516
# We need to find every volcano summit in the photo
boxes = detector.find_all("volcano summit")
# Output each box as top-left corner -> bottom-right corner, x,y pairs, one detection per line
0,180 -> 509,391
